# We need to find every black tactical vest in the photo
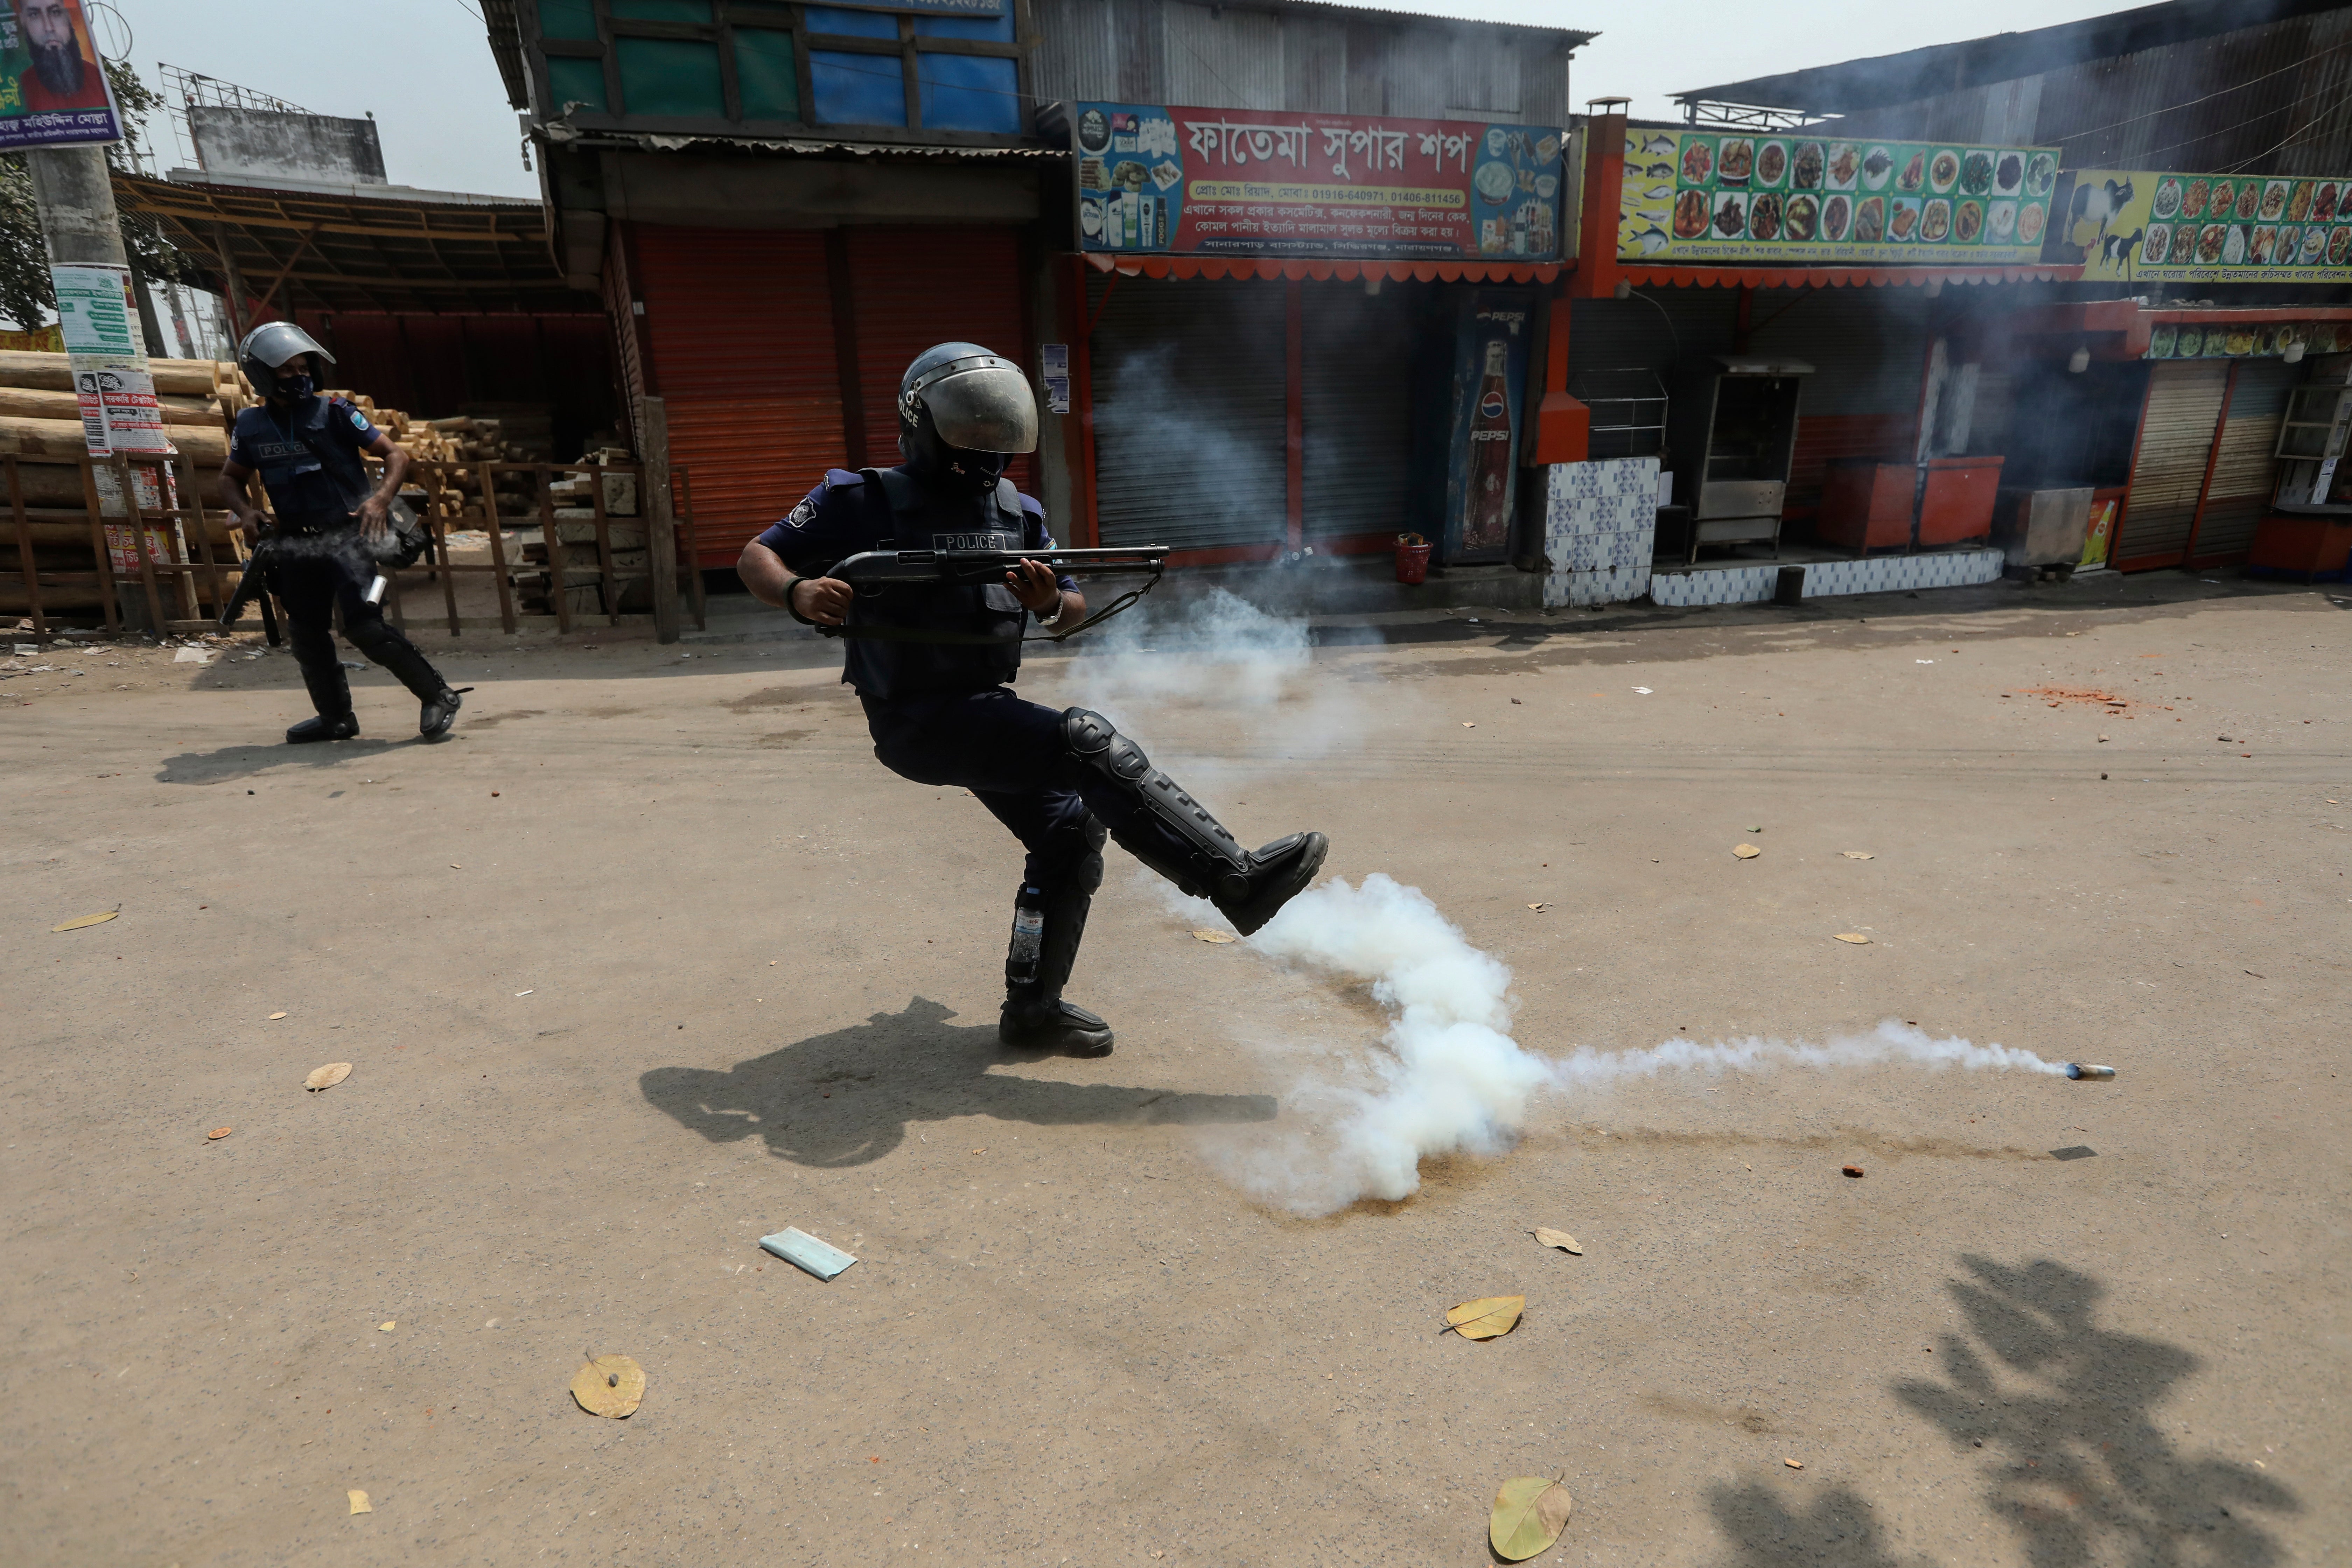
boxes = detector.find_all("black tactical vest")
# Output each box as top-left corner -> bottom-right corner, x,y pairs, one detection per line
844,467 -> 1031,701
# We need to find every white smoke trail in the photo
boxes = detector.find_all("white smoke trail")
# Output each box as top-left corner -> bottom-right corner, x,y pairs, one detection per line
1214,874 -> 2071,1216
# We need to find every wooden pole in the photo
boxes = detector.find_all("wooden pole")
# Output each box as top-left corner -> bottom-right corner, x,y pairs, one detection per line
639,395 -> 680,644
116,455 -> 169,632
7,455 -> 43,636
483,462 -> 518,634
76,457 -> 121,634
588,461 -> 618,625
536,462 -> 572,634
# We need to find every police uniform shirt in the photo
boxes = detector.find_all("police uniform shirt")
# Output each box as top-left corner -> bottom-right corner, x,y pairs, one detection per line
228,395 -> 380,525
755,467 -> 1078,700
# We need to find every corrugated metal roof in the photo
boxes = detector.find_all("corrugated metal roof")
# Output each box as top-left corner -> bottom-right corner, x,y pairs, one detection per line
1676,0 -> 2346,114
481,0 -> 528,111
538,125 -> 1071,160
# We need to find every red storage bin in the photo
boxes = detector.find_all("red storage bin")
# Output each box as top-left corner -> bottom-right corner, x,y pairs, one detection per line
1918,456 -> 2003,545
1816,459 -> 1914,552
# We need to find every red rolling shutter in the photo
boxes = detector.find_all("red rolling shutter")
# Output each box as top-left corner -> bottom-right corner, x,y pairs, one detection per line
842,227 -> 1035,493
633,226 -> 846,566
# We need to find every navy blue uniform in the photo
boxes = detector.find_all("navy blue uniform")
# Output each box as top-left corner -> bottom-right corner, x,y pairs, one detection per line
229,395 -> 381,527
757,465 -> 1190,910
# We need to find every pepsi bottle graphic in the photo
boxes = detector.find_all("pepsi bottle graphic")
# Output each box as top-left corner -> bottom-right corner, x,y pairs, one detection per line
1463,338 -> 1514,551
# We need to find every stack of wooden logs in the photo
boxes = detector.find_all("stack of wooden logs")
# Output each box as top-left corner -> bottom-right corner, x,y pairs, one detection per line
0,352 -> 244,615
355,403 -> 551,523
518,446 -> 645,617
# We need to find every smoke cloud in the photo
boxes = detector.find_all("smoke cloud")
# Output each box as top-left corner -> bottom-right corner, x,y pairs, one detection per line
1207,874 -> 2072,1216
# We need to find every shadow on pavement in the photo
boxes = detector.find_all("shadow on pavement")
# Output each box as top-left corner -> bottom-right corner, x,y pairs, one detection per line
154,733 -> 446,784
639,993 -> 1276,1168
1894,1254 -> 2298,1565
1704,1483 -> 1931,1568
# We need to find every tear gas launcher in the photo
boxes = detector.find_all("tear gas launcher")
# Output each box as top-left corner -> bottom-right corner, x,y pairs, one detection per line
215,532 -> 283,644
813,545 -> 1168,643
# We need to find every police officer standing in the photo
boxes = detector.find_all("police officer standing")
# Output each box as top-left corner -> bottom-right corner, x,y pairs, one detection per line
217,323 -> 465,743
740,342 -> 1327,1057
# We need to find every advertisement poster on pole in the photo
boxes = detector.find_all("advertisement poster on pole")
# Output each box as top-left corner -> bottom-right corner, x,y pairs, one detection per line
1072,103 -> 1563,261
0,0 -> 125,151
54,261 -> 176,570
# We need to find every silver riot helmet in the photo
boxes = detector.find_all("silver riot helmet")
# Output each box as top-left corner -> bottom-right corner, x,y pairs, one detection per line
897,342 -> 1037,493
238,321 -> 337,399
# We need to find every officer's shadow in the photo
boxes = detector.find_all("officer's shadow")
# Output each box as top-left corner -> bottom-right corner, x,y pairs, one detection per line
154,734 -> 444,784
639,994 -> 1277,1168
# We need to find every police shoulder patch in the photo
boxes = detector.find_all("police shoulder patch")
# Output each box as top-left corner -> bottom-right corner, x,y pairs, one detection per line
348,406 -> 371,431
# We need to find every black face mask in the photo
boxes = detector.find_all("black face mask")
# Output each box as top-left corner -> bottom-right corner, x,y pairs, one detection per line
276,372 -> 315,400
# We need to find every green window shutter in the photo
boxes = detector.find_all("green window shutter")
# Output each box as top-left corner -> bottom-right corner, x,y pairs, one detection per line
547,55 -> 608,112
538,0 -> 598,40
735,30 -> 799,120
611,0 -> 713,18
616,36 -> 726,117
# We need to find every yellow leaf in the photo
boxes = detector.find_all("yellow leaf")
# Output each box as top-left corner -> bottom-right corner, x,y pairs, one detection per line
572,1353 -> 645,1419
268,1011 -> 288,1020
1530,1227 -> 1582,1255
207,1127 -> 231,1141
305,1062 -> 352,1091
1444,1295 -> 1524,1340
1833,933 -> 1871,945
348,1489 -> 372,1515
1732,844 -> 1761,859
1191,930 -> 1236,944
1489,1476 -> 1573,1560
378,1321 -> 396,1332
1840,851 -> 1875,860
50,909 -> 118,932
1784,1457 -> 1805,1470
1526,902 -> 1550,911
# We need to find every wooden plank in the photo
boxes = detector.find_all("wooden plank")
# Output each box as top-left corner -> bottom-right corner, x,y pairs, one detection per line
674,464 -> 706,632
178,451 -> 228,615
428,467 -> 459,635
640,396 -> 679,644
589,462 -> 620,625
75,457 -> 121,635
6,455 -> 43,637
534,462 -> 571,634
115,455 -> 171,632
482,465 -> 518,635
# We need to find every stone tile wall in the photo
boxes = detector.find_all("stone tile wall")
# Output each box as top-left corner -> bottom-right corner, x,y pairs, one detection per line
1541,457 -> 1658,608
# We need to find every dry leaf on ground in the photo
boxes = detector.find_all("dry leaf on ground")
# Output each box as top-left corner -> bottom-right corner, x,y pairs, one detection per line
1840,852 -> 1875,860
305,1062 -> 352,1091
1732,844 -> 1761,859
378,1321 -> 396,1332
1842,1165 -> 1865,1178
50,909 -> 118,932
1833,933 -> 1871,944
348,1489 -> 372,1514
1784,1457 -> 1805,1470
268,1011 -> 288,1020
1444,1295 -> 1524,1340
1526,902 -> 1550,911
1489,1476 -> 1574,1560
207,1127 -> 231,1140
572,1353 -> 645,1418
1530,1227 -> 1582,1254
1191,930 -> 1236,944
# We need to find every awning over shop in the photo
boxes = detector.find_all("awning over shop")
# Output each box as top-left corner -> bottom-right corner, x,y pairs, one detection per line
1084,253 -> 1567,285
1614,263 -> 2082,289
114,171 -> 575,319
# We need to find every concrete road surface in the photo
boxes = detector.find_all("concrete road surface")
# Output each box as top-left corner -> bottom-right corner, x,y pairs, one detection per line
4,573 -> 2345,1565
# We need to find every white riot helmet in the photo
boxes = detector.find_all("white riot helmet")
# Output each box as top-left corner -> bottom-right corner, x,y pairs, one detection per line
897,341 -> 1037,493
238,321 -> 336,398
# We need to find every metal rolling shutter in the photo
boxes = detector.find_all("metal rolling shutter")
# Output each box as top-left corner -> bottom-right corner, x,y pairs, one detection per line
2116,361 -> 2229,570
1746,287 -> 1932,418
844,227 -> 1037,494
1567,290 -> 1738,386
1088,275 -> 1288,551
1302,282 -> 1418,540
2191,359 -> 2295,565
634,227 -> 843,566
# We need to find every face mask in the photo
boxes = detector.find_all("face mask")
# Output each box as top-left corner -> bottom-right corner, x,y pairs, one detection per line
277,372 -> 315,399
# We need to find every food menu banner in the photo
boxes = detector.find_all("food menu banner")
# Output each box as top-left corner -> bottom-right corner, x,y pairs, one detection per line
2142,319 -> 2352,360
2052,169 -> 2352,282
1618,129 -> 2060,265
1072,103 -> 1563,260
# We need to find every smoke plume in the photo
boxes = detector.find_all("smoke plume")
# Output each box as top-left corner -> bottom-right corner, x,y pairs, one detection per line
1211,874 -> 2072,1216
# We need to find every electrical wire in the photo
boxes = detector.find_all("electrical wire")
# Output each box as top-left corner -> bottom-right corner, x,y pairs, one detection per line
2043,32 -> 2352,149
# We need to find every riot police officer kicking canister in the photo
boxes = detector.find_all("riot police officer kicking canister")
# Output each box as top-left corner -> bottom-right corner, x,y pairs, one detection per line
740,342 -> 1328,1057
217,323 -> 466,743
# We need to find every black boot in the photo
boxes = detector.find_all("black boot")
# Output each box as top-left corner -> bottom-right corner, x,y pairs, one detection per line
346,607 -> 463,737
288,626 -> 357,743
1062,707 -> 1329,936
998,821 -> 1115,1056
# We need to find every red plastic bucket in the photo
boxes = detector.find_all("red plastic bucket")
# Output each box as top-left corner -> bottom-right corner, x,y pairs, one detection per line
1395,532 -> 1433,584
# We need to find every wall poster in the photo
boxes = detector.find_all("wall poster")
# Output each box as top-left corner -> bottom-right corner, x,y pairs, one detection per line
0,0 -> 123,151
1619,129 -> 2059,266
1072,103 -> 1564,260
2053,169 -> 2352,283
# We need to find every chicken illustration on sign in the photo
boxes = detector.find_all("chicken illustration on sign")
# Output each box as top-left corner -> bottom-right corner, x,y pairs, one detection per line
2049,167 -> 2352,284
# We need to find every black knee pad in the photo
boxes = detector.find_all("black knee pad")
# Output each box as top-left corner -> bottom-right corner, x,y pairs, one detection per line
1063,707 -> 1151,782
